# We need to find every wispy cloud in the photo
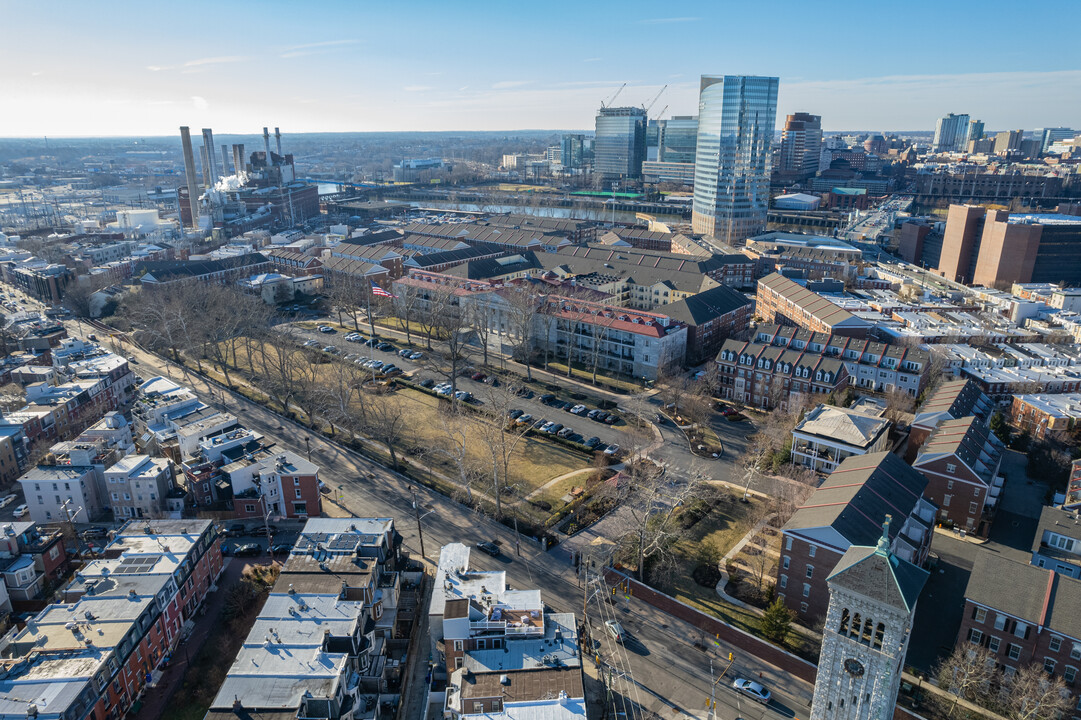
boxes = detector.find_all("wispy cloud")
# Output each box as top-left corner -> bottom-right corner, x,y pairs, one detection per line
403,85 -> 434,92
637,16 -> 700,24
184,56 -> 246,67
492,80 -> 530,90
280,39 -> 359,59
583,57 -> 601,63
458,86 -> 469,92
191,96 -> 208,111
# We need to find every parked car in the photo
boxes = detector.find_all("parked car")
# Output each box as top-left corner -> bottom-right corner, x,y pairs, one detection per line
584,436 -> 601,448
303,339 -> 319,347
345,333 -> 360,341
318,325 -> 334,333
419,378 -> 436,388
232,543 -> 262,557
363,338 -> 378,347
270,543 -> 294,556
381,365 -> 401,376
485,376 -> 499,386
507,409 -> 524,420
604,620 -> 626,642
476,541 -> 500,557
515,414 -> 533,426
454,390 -> 472,401
376,342 -> 395,351
557,427 -> 574,438
322,346 -> 338,354
408,351 -> 424,360
540,394 -> 556,404
732,679 -> 771,704
0,494 -> 16,508
603,413 -> 618,425
540,421 -> 555,433
223,523 -> 246,537
587,409 -> 601,419
81,526 -> 109,538
571,405 -> 588,415
398,348 -> 412,357
368,360 -> 384,370
471,372 -> 487,381
547,423 -> 563,435
604,444 -> 621,456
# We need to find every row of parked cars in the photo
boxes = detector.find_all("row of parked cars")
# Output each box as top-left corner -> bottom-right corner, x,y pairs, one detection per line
540,394 -> 620,425
425,380 -> 473,402
506,410 -> 621,456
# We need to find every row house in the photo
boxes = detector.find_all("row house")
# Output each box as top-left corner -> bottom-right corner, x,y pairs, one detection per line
778,452 -> 936,623
665,284 -> 754,365
399,222 -> 573,253
328,242 -> 405,278
958,552 -> 1081,717
483,214 -> 597,243
908,379 -> 995,460
553,243 -> 756,292
137,253 -> 272,291
403,245 -> 506,275
181,427 -> 263,508
754,323 -> 931,398
961,364 -> 1081,404
0,520 -> 222,720
1031,505 -> 1081,579
206,518 -> 406,720
715,339 -> 850,412
912,415 -> 1004,536
1009,393 -> 1081,440
265,248 -> 323,277
755,272 -> 873,338
103,455 -> 175,520
220,449 -> 321,520
0,520 -> 69,607
790,403 -> 891,474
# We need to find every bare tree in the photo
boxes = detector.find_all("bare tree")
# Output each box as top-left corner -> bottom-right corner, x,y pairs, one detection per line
466,296 -> 495,368
474,380 -> 534,518
1002,663 -> 1071,720
503,285 -> 541,380
432,402 -> 484,504
291,352 -> 329,429
326,272 -> 370,332
392,283 -> 423,346
416,290 -> 448,351
430,301 -> 474,395
365,393 -> 410,469
884,387 -> 915,427
259,341 -> 305,415
322,358 -> 367,440
933,644 -> 997,718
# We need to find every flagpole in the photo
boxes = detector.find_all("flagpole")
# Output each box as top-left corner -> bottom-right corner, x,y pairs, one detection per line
367,281 -> 376,384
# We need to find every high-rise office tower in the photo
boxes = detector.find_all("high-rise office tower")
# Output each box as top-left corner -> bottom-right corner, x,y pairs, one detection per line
932,113 -> 971,152
993,130 -> 1023,155
777,112 -> 823,178
561,134 -> 585,169
658,116 -> 699,163
966,119 -> 984,144
594,106 -> 647,180
1036,127 -> 1075,153
691,75 -> 778,243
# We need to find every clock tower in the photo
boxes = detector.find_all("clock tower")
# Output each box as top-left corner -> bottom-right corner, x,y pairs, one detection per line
810,516 -> 929,720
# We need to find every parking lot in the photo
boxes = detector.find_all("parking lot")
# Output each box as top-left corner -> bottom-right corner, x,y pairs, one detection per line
286,323 -> 637,450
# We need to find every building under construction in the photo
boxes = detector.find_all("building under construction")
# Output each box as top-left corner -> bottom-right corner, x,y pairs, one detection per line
177,125 -> 320,234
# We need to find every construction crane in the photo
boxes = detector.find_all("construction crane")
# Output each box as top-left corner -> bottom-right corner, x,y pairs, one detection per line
643,84 -> 667,114
654,104 -> 669,121
600,82 -> 626,109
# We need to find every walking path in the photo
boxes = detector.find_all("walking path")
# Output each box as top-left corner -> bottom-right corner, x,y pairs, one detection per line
715,513 -> 776,609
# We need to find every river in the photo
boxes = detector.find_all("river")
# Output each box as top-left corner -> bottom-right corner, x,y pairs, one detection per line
405,200 -> 688,225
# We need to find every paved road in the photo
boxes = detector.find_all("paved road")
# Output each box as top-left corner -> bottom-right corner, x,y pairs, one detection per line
112,332 -> 813,720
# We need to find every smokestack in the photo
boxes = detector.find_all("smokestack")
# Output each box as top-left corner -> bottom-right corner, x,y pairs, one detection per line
274,127 -> 282,156
232,144 -> 245,177
201,128 -> 217,182
179,127 -> 200,226
263,127 -> 271,163
199,144 -> 211,188
221,144 -> 231,176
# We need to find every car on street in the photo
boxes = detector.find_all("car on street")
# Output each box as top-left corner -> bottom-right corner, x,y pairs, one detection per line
14,504 -> 29,518
81,526 -> 109,538
604,444 -> 620,456
270,543 -> 294,556
476,541 -> 501,557
732,679 -> 771,704
223,523 -> 246,537
604,620 -> 626,643
232,543 -> 262,557
0,494 -> 16,508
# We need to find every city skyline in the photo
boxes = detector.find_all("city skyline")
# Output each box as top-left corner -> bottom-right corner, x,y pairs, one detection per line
3,0 -> 1080,137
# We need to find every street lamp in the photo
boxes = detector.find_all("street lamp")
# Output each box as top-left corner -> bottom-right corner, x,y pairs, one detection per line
411,486 -> 436,560
303,436 -> 312,463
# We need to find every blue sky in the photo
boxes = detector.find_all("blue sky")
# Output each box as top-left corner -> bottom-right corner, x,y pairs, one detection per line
2,0 -> 1078,137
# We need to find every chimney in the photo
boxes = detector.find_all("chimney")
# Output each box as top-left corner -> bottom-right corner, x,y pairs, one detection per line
221,144 -> 231,176
179,127 -> 201,226
200,144 -> 211,188
274,127 -> 282,156
263,127 -> 272,162
201,128 -> 217,181
233,144 -> 245,176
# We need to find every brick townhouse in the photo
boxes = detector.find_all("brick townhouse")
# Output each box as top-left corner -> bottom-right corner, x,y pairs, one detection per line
959,552 -> 1081,718
778,452 -> 936,623
665,284 -> 754,365
715,338 -> 849,411
911,415 -> 1004,536
755,272 -> 873,337
907,378 -> 995,461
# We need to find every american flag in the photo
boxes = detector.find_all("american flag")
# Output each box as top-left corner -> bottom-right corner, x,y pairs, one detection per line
371,282 -> 395,298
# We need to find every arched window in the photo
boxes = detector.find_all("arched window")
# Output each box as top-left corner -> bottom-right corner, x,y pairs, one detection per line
862,618 -> 874,645
850,613 -> 862,638
874,623 -> 885,649
838,608 -> 850,634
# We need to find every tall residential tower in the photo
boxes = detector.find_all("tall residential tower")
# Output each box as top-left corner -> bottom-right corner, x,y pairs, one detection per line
691,75 -> 778,244
594,106 -> 647,181
932,112 -> 970,153
778,112 -> 823,179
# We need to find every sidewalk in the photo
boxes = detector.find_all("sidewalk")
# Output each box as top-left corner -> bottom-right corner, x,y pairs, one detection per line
131,558 -> 244,720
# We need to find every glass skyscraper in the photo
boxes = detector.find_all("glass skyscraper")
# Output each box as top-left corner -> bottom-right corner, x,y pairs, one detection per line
932,113 -> 970,153
561,133 -> 585,169
659,116 -> 699,164
594,106 -> 646,180
691,75 -> 778,243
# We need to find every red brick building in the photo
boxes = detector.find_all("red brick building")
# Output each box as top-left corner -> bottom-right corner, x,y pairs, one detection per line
665,284 -> 753,365
756,272 -> 872,337
715,338 -> 850,411
778,452 -> 936,623
911,415 -> 1003,536
958,552 -> 1081,710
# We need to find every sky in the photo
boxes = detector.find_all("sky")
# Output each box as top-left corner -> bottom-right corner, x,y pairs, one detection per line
2,0 -> 1079,137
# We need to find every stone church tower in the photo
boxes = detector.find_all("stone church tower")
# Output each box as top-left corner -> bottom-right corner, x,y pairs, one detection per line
810,517 -> 929,720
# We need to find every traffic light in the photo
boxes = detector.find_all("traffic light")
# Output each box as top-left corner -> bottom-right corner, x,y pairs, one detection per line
728,652 -> 733,661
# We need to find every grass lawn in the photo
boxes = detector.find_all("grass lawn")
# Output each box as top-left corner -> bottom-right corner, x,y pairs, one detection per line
528,470 -> 596,511
395,388 -> 588,495
542,361 -> 643,393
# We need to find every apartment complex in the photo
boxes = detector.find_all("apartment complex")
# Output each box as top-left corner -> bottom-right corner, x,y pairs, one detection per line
1010,393 -> 1081,440
908,379 -> 995,459
1031,505 -> 1081,578
664,284 -> 753,364
911,415 -> 1004,536
715,338 -> 849,411
756,273 -> 872,338
778,452 -> 935,622
790,403 -> 891,474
